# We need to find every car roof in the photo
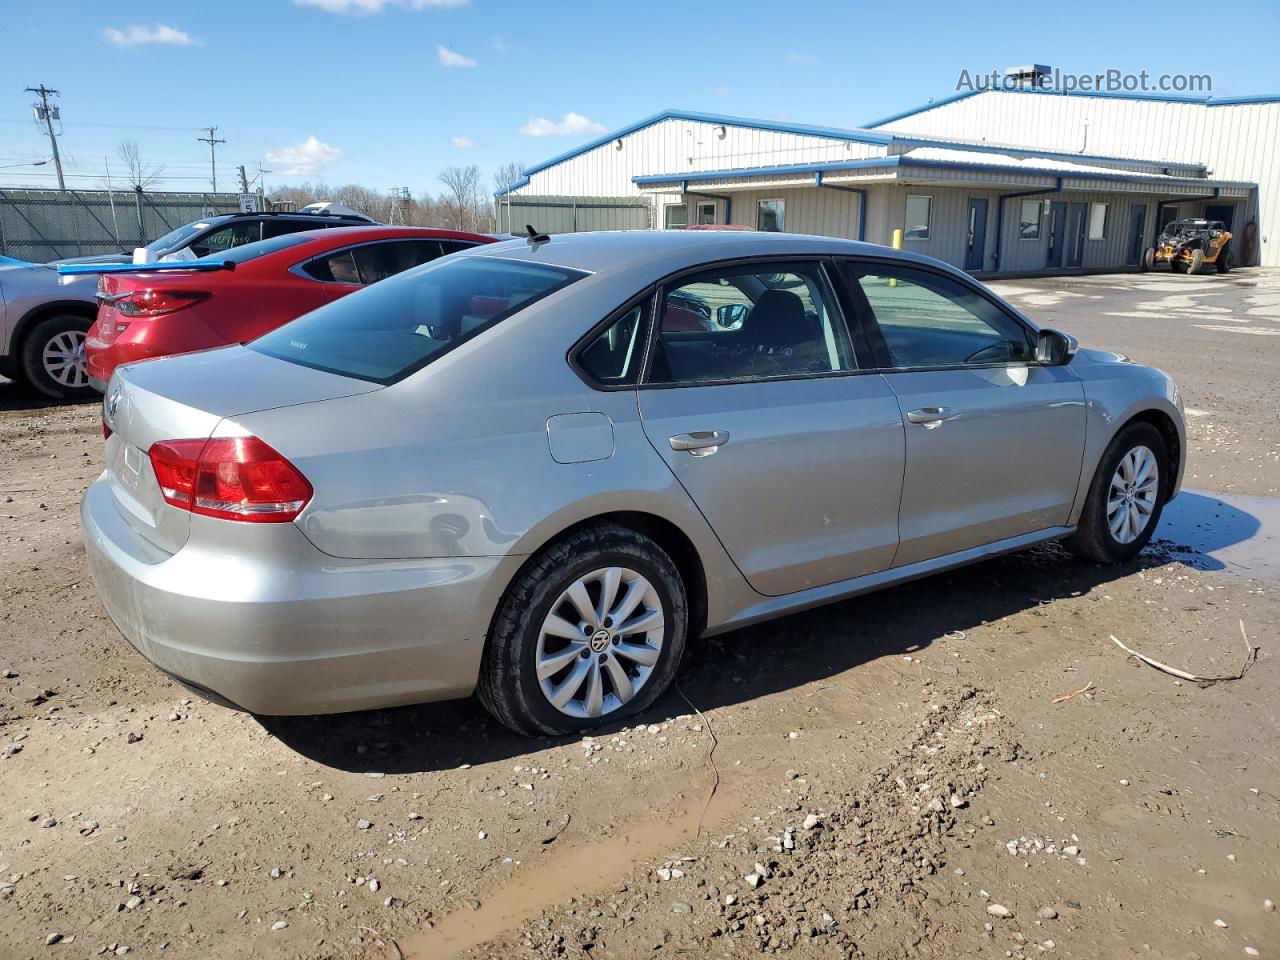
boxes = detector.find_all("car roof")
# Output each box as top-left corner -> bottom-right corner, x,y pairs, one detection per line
274,225 -> 496,247
466,229 -> 960,276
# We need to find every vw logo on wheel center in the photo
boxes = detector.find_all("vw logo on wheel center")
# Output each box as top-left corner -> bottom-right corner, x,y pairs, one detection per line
589,628 -> 611,652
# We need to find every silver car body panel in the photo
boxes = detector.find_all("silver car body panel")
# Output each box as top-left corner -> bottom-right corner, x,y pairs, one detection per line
0,258 -> 97,363
82,231 -> 1187,714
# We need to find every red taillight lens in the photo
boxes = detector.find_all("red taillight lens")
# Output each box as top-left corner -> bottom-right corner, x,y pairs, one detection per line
148,436 -> 312,523
117,289 -> 209,317
102,418 -> 112,440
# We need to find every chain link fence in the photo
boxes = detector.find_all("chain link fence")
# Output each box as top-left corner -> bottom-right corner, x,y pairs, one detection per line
0,188 -> 243,263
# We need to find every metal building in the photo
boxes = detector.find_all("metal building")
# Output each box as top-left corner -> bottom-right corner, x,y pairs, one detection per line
497,72 -> 1275,274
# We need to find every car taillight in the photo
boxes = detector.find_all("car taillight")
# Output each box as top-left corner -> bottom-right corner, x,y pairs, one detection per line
117,289 -> 209,317
102,418 -> 112,440
148,436 -> 312,523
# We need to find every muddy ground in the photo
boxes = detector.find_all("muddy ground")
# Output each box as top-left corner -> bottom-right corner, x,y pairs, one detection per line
1,269 -> 1277,960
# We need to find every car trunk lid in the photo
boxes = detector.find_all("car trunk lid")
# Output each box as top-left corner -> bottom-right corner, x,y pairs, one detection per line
101,346 -> 382,555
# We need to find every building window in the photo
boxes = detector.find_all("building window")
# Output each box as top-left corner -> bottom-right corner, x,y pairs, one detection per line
696,201 -> 716,225
1087,202 -> 1109,240
1019,200 -> 1042,240
904,195 -> 932,240
757,199 -> 785,232
664,203 -> 688,230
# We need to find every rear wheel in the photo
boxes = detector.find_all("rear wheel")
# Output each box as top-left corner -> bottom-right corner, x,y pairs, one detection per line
478,524 -> 688,736
1065,422 -> 1169,563
19,314 -> 95,401
1216,245 -> 1232,273
1141,248 -> 1155,272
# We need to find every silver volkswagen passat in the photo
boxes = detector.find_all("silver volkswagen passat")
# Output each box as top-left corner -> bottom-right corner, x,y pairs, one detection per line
83,231 -> 1184,735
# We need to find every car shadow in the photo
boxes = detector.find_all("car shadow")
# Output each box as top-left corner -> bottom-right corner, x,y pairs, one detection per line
260,541 -> 1183,774
1152,489 -> 1271,577
0,376 -> 97,413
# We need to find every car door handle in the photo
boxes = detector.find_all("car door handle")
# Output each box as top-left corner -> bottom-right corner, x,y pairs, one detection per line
669,431 -> 730,456
906,407 -> 956,427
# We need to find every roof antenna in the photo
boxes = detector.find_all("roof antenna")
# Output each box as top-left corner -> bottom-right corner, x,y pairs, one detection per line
525,224 -> 550,249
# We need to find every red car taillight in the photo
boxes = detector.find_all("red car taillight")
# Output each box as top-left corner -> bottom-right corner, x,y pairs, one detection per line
117,289 -> 210,317
102,418 -> 112,440
148,436 -> 312,523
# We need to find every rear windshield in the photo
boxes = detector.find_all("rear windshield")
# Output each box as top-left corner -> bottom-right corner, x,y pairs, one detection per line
250,255 -> 586,384
200,233 -> 313,264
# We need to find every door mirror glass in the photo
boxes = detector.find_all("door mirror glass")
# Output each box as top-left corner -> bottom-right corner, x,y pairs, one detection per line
1035,328 -> 1078,365
716,303 -> 748,329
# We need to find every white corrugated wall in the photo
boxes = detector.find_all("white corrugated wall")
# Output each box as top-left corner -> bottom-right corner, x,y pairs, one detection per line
873,93 -> 1278,265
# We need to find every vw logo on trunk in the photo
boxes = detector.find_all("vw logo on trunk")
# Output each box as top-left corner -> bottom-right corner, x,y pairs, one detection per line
107,385 -> 122,421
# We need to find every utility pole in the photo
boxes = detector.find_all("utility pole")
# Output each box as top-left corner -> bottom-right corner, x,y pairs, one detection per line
197,126 -> 226,193
26,84 -> 65,191
237,164 -> 250,193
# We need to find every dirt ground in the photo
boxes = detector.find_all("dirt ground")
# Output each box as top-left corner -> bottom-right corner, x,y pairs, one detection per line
2,269 -> 1277,960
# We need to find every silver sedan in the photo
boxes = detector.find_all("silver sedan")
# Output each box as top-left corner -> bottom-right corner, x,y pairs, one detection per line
0,256 -> 97,399
82,231 -> 1184,735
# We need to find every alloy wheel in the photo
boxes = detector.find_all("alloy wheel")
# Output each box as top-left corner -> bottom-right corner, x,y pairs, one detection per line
41,330 -> 89,389
1107,445 -> 1159,544
535,566 -> 664,719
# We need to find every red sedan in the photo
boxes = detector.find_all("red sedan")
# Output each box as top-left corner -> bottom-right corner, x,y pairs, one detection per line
85,226 -> 495,391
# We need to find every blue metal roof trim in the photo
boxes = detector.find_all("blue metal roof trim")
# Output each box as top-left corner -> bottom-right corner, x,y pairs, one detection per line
888,136 -> 1205,172
495,109 -> 895,196
633,155 -> 1255,190
633,157 -> 902,185
865,86 -> 1280,128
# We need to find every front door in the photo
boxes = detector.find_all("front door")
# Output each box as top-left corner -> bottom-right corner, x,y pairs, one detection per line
1126,205 -> 1147,265
1045,201 -> 1067,268
843,259 -> 1087,566
965,198 -> 989,271
637,259 -> 905,596
1064,202 -> 1087,268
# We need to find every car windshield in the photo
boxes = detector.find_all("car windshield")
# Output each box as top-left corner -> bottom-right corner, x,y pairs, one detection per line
251,255 -> 586,384
144,220 -> 223,255
197,233 -> 313,264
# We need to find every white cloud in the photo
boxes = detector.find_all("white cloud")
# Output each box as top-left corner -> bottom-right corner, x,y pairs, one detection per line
103,24 -> 198,48
519,112 -> 607,137
785,52 -> 820,65
449,135 -> 477,148
437,45 -> 477,68
263,136 -> 343,176
294,0 -> 466,13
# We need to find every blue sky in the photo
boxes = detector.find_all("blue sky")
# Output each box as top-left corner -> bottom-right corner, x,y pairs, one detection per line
3,0 -> 1278,196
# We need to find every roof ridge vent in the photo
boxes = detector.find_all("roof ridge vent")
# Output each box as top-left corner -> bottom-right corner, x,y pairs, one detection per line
1004,64 -> 1053,89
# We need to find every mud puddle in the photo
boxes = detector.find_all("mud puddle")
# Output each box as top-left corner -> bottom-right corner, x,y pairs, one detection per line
1158,487 -> 1280,580
400,765 -> 742,958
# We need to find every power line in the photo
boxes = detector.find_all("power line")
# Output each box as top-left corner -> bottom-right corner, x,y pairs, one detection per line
197,126 -> 226,192
25,84 -> 65,191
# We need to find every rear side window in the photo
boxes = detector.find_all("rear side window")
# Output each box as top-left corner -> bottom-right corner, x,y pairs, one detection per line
352,240 -> 445,284
301,249 -> 360,283
576,301 -> 650,387
198,233 -> 312,264
252,256 -> 586,384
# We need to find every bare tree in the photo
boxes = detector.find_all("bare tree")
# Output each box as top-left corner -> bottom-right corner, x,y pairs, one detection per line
117,140 -> 165,191
438,164 -> 482,231
492,161 -> 523,233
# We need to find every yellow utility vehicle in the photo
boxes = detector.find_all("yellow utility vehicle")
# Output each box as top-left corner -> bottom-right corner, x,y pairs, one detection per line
1144,219 -> 1233,274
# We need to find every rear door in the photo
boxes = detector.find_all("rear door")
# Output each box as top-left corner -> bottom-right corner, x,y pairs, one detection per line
840,258 -> 1085,567
635,259 -> 905,597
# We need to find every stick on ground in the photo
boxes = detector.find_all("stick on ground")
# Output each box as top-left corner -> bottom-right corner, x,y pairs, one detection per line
1110,624 -> 1258,686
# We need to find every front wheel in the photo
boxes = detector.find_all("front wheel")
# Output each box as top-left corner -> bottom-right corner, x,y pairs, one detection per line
19,314 -> 96,401
1141,248 -> 1155,272
478,524 -> 688,736
1065,422 -> 1169,563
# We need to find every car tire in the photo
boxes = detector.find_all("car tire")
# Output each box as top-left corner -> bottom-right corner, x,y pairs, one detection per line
1189,249 -> 1205,274
19,314 -> 96,401
1065,422 -> 1169,564
478,523 -> 689,737
1216,245 -> 1232,273
1141,248 -> 1155,271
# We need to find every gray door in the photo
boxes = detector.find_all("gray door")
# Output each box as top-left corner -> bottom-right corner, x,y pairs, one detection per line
1126,206 -> 1147,265
1045,201 -> 1067,268
1065,202 -> 1087,268
844,260 -> 1087,566
965,198 -> 989,271
637,260 -> 905,596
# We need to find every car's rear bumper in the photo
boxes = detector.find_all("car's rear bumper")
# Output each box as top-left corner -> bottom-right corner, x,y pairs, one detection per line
81,475 -> 517,715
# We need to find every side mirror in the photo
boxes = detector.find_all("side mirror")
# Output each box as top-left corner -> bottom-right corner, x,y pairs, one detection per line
716,303 -> 748,329
1035,328 -> 1078,365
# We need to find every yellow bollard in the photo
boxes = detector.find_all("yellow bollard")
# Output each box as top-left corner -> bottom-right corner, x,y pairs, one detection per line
890,228 -> 902,285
